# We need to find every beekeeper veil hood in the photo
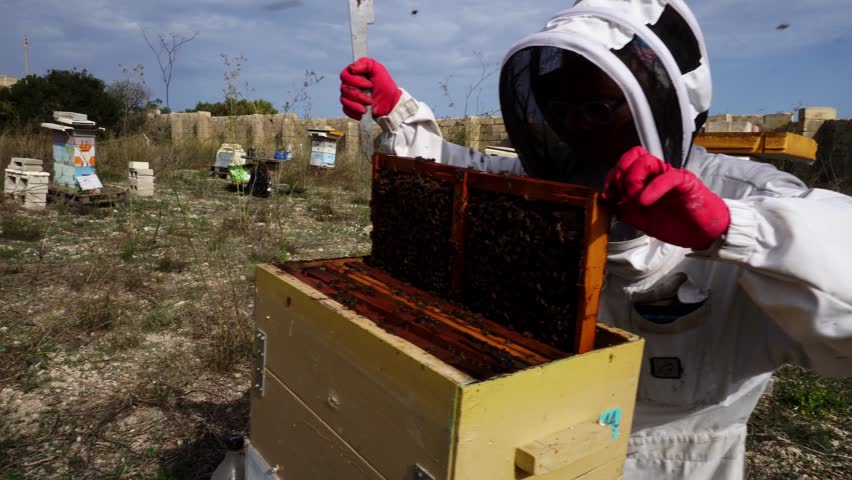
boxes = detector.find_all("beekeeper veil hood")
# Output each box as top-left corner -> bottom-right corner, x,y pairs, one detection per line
499,0 -> 711,188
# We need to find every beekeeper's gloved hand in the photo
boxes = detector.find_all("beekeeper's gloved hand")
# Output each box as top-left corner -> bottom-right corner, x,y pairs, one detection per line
340,58 -> 402,120
603,146 -> 731,250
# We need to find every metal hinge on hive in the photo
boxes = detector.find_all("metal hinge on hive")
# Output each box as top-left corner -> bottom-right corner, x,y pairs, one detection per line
253,329 -> 267,396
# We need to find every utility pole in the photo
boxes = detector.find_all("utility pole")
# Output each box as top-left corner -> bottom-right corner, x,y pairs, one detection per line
24,35 -> 29,76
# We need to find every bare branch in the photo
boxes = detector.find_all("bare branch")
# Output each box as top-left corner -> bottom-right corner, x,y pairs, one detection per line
438,52 -> 500,118
464,51 -> 499,117
141,29 -> 199,110
281,70 -> 325,118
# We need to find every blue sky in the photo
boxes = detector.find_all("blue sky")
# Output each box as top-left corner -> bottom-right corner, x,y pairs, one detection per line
1,0 -> 850,120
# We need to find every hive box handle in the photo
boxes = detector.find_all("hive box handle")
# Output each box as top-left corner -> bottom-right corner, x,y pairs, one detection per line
515,421 -> 614,476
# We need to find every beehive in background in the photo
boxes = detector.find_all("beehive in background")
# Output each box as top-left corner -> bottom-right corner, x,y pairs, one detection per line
41,112 -> 104,190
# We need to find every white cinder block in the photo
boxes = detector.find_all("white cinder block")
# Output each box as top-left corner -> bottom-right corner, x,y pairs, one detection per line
802,118 -> 828,133
798,107 -> 837,121
129,178 -> 155,187
128,161 -> 150,169
702,121 -> 731,133
708,113 -> 733,123
11,157 -> 43,166
23,201 -> 47,211
729,121 -> 755,133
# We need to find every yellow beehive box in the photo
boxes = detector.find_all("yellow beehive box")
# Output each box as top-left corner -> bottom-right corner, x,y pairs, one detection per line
250,262 -> 644,480
695,132 -> 818,162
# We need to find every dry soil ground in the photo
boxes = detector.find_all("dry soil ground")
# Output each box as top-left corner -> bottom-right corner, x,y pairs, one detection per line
0,166 -> 849,479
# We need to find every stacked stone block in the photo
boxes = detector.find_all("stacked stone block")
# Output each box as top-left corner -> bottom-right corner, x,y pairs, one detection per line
796,107 -> 837,138
703,113 -> 760,133
128,161 -> 155,197
4,158 -> 49,210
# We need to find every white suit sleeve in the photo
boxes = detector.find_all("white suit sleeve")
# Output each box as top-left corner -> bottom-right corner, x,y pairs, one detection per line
705,173 -> 852,377
374,89 -> 524,175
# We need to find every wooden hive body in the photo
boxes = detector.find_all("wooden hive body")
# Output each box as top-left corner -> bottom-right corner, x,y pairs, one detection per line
249,154 -> 644,479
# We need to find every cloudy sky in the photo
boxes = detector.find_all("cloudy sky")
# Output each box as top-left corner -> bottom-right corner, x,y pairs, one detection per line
1,0 -> 851,120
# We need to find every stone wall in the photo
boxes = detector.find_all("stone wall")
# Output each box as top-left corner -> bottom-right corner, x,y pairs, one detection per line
148,105 -> 844,163
146,112 -> 510,159
702,107 -> 839,139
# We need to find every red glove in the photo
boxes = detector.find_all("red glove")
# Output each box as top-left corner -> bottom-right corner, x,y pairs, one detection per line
602,146 -> 730,250
340,57 -> 402,120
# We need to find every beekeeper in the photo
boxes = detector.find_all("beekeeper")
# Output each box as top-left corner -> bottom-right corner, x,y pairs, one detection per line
339,0 -> 852,478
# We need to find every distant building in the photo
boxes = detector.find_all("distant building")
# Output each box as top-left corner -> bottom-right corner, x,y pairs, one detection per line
0,75 -> 18,88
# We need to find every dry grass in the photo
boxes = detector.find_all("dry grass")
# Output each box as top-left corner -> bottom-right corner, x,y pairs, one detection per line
746,366 -> 852,479
0,132 -> 219,188
1,133 -> 849,479
0,150 -> 372,478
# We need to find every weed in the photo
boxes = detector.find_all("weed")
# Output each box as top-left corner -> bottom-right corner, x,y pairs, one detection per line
773,365 -> 851,419
98,170 -> 126,183
307,198 -> 339,222
119,238 -> 137,261
144,446 -> 156,459
306,193 -> 360,223
155,465 -> 179,480
103,329 -> 144,353
143,304 -> 183,331
76,293 -> 119,332
0,215 -> 44,241
249,239 -> 293,264
349,193 -> 370,206
156,255 -> 190,273
0,246 -> 18,258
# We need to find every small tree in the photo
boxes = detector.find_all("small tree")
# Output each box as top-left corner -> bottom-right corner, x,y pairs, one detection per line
188,99 -> 278,116
107,64 -> 151,135
0,69 -> 122,130
438,51 -> 500,118
281,70 -> 324,118
221,54 -> 248,142
142,30 -> 199,111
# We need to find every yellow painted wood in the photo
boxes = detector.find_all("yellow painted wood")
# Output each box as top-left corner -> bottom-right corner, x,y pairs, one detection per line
251,264 -> 644,480
546,457 -> 624,480
254,264 -> 467,480
249,369 -> 383,480
763,132 -> 818,160
695,132 -> 817,161
452,324 -> 643,480
516,422 -> 614,476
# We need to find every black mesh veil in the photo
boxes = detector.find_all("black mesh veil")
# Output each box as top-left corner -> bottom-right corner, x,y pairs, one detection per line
613,37 -> 684,167
499,37 -> 684,189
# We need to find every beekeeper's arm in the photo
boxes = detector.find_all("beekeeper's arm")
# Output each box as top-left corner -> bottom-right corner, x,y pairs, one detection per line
340,58 -> 523,175
604,147 -> 852,377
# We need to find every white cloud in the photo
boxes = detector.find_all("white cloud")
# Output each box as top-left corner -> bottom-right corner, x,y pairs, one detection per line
0,0 -> 849,116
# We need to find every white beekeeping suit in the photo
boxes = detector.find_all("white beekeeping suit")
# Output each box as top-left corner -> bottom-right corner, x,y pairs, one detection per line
344,1 -> 852,478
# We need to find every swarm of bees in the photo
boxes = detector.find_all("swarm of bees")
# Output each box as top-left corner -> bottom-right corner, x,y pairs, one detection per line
462,191 -> 584,350
368,165 -> 587,352
368,169 -> 455,294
